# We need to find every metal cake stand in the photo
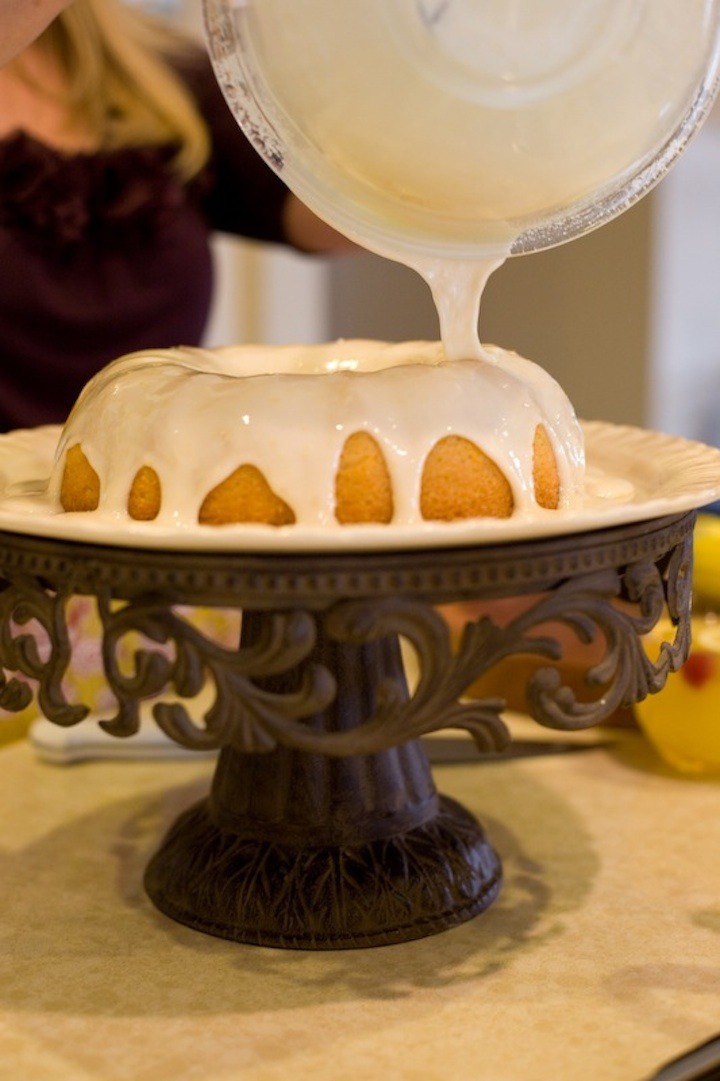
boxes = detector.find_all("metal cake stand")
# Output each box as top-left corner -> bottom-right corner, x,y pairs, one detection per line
0,511 -> 693,948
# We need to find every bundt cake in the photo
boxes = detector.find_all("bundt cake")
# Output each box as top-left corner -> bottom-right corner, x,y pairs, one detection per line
51,339 -> 585,528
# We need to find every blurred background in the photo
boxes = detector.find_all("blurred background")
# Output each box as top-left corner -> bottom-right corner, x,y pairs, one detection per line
141,0 -> 720,445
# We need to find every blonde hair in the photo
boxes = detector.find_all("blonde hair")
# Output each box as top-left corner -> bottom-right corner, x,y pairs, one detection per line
39,0 -> 210,179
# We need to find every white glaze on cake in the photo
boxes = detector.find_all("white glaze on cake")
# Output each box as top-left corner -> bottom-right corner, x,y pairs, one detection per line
48,338 -> 585,528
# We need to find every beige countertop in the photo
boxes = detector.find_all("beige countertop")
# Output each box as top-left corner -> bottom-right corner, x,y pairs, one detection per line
0,726 -> 719,1081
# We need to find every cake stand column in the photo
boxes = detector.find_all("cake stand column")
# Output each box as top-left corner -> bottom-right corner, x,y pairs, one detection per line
144,610 -> 502,948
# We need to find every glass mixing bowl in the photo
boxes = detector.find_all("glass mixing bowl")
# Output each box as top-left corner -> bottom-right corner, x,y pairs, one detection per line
203,0 -> 720,260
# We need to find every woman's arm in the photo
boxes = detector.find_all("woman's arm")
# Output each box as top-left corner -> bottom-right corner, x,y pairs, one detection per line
0,0 -> 70,66
282,192 -> 356,254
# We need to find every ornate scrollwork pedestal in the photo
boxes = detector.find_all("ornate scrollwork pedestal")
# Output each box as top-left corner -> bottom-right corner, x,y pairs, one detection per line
0,512 -> 694,948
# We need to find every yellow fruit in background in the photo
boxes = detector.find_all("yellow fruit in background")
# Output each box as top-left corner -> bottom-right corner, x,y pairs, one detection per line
636,612 -> 720,776
691,513 -> 720,607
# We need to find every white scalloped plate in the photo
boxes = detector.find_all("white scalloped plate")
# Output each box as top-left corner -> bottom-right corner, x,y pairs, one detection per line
0,421 -> 718,553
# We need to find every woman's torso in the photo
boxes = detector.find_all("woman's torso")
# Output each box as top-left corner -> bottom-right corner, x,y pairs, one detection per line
0,45 -> 289,431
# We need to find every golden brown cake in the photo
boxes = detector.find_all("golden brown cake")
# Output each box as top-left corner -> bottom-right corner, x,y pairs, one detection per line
51,340 -> 584,529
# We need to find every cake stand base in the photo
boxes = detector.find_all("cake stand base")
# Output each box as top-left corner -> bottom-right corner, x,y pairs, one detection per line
145,792 -> 500,950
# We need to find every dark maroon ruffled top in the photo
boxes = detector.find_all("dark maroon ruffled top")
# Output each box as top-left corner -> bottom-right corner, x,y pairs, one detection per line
0,133 -> 188,252
0,50 -> 291,431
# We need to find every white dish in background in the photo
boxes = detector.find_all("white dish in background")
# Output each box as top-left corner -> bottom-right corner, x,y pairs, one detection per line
28,714 -> 214,764
0,421 -> 717,554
